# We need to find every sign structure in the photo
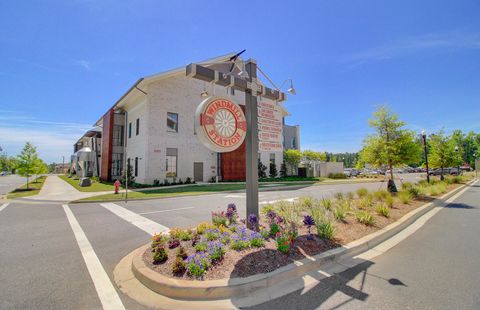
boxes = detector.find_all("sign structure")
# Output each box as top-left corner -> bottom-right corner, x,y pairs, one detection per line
195,97 -> 247,153
258,101 -> 283,152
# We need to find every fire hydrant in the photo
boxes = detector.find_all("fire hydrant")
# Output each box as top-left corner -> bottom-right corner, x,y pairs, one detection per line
114,179 -> 120,194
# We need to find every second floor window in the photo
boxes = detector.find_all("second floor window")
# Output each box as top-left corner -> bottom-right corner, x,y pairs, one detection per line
136,118 -> 140,135
167,112 -> 178,132
128,122 -> 132,138
112,125 -> 124,146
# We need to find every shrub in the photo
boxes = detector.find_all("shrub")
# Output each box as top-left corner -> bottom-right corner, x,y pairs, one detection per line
299,196 -> 314,209
356,188 -> 368,198
204,228 -> 220,241
185,177 -> 192,184
385,195 -> 394,208
437,183 -> 447,193
321,198 -> 332,210
219,231 -> 231,244
196,222 -> 209,234
178,229 -> 193,241
152,246 -> 168,264
249,231 -> 265,248
261,203 -> 275,215
408,186 -> 421,198
230,237 -> 250,250
168,228 -> 182,239
334,206 -> 347,222
226,203 -> 238,224
316,220 -> 335,239
358,196 -> 374,210
259,227 -> 269,239
451,176 -> 463,184
151,234 -> 167,249
373,190 -> 390,201
276,234 -> 290,254
328,173 -> 347,179
398,191 -> 412,204
194,241 -> 207,252
429,186 -> 440,196
168,238 -> 180,249
153,179 -> 160,186
401,182 -> 413,190
171,256 -> 186,275
346,192 -> 355,200
269,223 -> 281,237
376,204 -> 390,218
334,192 -> 344,200
356,211 -> 375,226
176,246 -> 188,259
206,240 -> 226,262
211,210 -> 228,227
186,252 -> 211,277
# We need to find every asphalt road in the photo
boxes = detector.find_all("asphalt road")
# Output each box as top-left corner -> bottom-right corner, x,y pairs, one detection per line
3,174 -> 477,310
0,175 -> 26,195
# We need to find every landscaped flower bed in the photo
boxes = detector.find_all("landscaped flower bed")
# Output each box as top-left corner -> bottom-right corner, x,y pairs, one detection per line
144,175 -> 473,281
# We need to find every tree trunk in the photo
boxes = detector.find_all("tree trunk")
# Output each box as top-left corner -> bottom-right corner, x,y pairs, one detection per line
440,167 -> 444,180
389,164 -> 394,180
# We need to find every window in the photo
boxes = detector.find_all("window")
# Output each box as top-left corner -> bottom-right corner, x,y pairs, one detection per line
167,112 -> 178,132
166,148 -> 177,177
136,118 -> 140,136
112,125 -> 124,146
128,122 -> 132,138
269,153 -> 276,166
134,157 -> 139,177
112,153 -> 123,177
292,137 -> 296,149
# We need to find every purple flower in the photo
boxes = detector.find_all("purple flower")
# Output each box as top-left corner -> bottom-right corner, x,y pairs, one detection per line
275,216 -> 284,224
266,210 -> 277,223
226,203 -> 237,220
303,215 -> 315,227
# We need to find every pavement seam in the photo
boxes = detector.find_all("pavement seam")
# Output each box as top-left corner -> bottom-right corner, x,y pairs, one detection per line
62,204 -> 126,310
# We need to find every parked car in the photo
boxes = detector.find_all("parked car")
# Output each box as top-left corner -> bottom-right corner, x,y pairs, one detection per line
429,168 -> 461,176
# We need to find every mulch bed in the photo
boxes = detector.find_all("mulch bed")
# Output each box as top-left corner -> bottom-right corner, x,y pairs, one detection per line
143,183 -> 459,281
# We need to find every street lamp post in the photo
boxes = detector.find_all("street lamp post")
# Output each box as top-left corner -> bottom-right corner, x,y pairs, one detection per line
422,130 -> 430,183
455,146 -> 460,176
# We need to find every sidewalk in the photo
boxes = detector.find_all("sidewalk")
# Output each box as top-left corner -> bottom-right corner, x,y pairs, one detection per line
20,175 -> 113,202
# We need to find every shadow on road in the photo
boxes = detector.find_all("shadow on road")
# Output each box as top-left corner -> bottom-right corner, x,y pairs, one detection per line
446,203 -> 477,209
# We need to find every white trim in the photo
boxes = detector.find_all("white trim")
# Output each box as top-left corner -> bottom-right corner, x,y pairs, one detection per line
62,205 -> 125,310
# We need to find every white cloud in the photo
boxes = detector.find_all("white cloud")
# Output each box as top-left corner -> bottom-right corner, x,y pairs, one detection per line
0,112 -> 92,163
76,59 -> 92,70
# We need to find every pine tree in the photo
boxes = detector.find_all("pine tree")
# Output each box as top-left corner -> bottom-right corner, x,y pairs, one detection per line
269,162 -> 278,178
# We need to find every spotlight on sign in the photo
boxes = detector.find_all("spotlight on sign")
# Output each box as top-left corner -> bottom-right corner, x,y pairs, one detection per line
287,80 -> 296,95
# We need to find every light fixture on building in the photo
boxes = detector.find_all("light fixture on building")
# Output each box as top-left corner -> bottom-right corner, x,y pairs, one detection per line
277,78 -> 296,95
237,60 -> 250,79
200,83 -> 209,98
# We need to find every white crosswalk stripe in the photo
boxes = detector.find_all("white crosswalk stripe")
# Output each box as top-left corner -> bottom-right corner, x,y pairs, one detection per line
100,202 -> 169,236
63,204 -> 125,310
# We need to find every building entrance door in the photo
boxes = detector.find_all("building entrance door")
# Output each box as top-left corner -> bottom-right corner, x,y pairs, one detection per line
194,162 -> 203,182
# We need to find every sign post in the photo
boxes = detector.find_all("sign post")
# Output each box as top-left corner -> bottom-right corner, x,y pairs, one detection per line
187,59 -> 286,229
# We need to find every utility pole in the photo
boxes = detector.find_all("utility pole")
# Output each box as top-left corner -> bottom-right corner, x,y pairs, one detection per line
186,60 -> 286,228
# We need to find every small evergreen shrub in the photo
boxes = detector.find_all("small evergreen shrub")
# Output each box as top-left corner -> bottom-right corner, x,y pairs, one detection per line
168,238 -> 180,249
152,246 -> 168,264
171,256 -> 186,275
276,235 -> 290,254
176,246 -> 188,259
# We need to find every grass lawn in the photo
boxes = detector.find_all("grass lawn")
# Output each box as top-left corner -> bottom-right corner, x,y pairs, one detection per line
75,182 -> 317,202
58,175 -> 119,192
7,176 -> 47,199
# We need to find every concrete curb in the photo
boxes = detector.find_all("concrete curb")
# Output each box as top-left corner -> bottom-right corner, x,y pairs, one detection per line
126,180 -> 475,302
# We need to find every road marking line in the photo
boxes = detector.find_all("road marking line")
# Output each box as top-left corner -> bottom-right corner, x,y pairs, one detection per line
224,194 -> 244,198
0,203 -> 10,212
63,204 -> 125,310
100,203 -> 169,236
259,197 -> 298,205
139,206 -> 195,215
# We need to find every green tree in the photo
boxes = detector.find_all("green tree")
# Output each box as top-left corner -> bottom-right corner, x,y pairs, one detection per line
302,150 -> 326,162
269,162 -> 278,178
428,130 -> 463,180
15,142 -> 40,189
279,162 -> 287,178
32,158 -> 48,181
284,149 -> 302,175
360,106 -> 421,187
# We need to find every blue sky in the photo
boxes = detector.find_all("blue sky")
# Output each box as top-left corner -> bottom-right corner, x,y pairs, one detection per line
1,0 -> 479,163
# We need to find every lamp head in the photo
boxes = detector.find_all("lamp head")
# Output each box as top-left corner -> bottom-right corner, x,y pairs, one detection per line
287,80 -> 296,95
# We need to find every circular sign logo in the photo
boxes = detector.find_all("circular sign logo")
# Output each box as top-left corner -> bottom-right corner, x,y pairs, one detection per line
195,97 -> 247,153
